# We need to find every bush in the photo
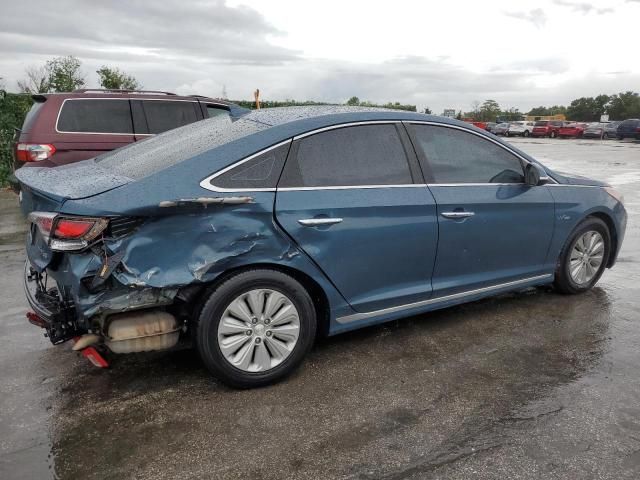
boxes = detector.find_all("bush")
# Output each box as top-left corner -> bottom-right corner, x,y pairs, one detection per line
0,93 -> 33,186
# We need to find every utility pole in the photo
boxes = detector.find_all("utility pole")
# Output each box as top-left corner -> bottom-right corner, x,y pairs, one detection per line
254,89 -> 260,110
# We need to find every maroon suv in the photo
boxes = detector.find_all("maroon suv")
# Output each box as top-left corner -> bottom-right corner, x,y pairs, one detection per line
531,120 -> 565,138
13,89 -> 247,168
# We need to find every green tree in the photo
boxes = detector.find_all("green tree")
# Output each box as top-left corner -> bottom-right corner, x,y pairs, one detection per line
423,107 -> 432,114
566,96 -> 609,121
479,99 -> 501,122
346,96 -> 360,106
46,56 -> 85,92
0,93 -> 34,185
607,91 -> 640,120
96,66 -> 141,90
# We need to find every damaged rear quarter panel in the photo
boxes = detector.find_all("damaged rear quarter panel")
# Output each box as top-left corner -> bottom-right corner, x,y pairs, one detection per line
62,190 -> 353,328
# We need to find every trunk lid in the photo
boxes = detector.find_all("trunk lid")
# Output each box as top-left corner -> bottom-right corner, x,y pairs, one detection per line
16,160 -> 132,213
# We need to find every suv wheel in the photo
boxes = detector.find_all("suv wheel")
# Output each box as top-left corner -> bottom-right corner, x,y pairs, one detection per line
550,131 -> 557,138
554,218 -> 610,294
195,269 -> 317,388
523,130 -> 530,137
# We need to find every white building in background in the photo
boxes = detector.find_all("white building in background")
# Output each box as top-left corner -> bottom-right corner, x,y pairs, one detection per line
443,109 -> 456,118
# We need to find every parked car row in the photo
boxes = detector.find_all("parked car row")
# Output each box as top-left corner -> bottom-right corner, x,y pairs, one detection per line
484,119 -> 640,140
490,121 -> 536,137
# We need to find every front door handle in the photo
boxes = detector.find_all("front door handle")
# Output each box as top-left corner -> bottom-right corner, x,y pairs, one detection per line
441,211 -> 475,219
298,218 -> 343,226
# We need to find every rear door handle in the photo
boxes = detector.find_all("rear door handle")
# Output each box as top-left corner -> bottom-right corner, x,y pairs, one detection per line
298,218 -> 343,226
441,211 -> 475,219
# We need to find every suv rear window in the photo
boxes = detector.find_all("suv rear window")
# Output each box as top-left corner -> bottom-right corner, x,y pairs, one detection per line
142,100 -> 200,134
57,99 -> 133,134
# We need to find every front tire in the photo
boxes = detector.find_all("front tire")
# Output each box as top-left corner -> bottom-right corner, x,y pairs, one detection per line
523,130 -> 530,137
195,269 -> 317,388
554,218 -> 611,294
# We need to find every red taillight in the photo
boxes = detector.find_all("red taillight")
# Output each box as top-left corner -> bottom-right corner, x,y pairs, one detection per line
54,219 -> 95,239
27,212 -> 109,251
16,143 -> 56,162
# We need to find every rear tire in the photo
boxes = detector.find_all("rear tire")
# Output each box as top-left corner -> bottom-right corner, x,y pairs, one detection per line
523,130 -> 530,137
554,218 -> 611,294
195,269 -> 317,388
550,131 -> 557,138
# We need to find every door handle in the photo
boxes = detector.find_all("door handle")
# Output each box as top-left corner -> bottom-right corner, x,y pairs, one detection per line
441,211 -> 475,219
298,218 -> 343,226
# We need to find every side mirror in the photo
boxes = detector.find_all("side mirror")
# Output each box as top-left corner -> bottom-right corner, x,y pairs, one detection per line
525,163 -> 548,186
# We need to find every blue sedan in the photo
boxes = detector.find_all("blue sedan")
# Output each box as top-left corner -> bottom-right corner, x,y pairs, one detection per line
17,107 -> 627,387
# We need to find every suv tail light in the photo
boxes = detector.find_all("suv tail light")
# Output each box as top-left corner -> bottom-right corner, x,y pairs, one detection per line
28,212 -> 109,251
16,143 -> 56,162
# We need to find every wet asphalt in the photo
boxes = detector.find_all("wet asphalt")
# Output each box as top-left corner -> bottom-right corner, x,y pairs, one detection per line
0,137 -> 639,480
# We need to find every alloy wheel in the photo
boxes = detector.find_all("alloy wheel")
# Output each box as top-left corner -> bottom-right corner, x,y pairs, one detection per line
217,289 -> 301,372
569,230 -> 604,285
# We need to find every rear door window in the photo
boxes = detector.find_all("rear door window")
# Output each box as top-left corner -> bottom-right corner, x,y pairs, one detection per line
409,124 -> 524,184
278,124 -> 414,188
141,100 -> 200,134
57,99 -> 133,134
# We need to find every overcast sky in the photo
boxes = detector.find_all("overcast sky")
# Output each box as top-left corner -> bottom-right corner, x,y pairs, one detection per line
1,0 -> 639,113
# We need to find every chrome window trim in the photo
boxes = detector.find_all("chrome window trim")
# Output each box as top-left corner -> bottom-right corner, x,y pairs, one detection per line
199,119 -> 563,192
292,120 -> 401,140
277,184 -> 426,192
545,184 -> 602,188
336,274 -> 553,324
428,183 -> 529,187
199,140 -> 291,193
406,120 -> 558,185
55,97 -> 227,135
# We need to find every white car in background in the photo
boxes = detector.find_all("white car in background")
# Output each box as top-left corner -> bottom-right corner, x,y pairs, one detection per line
507,121 -> 536,137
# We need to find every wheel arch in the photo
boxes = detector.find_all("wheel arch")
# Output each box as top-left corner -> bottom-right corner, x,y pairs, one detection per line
185,262 -> 331,337
585,211 -> 618,268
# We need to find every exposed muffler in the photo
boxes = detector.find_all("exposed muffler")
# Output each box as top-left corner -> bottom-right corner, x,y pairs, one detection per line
105,310 -> 180,354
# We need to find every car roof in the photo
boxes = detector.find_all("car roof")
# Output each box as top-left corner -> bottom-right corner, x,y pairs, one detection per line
32,90 -> 235,105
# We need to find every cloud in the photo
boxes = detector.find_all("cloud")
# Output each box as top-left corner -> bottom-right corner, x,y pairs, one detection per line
504,8 -> 547,28
492,57 -> 570,75
553,0 -> 613,14
0,0 -> 300,65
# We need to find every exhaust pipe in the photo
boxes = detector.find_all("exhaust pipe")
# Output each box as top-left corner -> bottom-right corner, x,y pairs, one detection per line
105,311 -> 180,354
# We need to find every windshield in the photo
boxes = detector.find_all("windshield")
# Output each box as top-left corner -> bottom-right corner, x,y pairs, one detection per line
534,121 -> 548,126
96,116 -> 268,180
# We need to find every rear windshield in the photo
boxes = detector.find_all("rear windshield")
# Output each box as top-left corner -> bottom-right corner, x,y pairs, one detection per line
57,99 -> 133,134
21,100 -> 45,133
95,116 -> 268,180
534,121 -> 548,126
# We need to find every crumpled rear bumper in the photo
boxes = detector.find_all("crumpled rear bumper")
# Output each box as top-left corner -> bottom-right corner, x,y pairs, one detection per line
23,261 -> 81,344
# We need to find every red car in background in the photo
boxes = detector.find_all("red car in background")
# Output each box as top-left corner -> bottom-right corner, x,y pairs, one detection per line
558,122 -> 588,138
531,120 -> 565,138
463,119 -> 487,130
